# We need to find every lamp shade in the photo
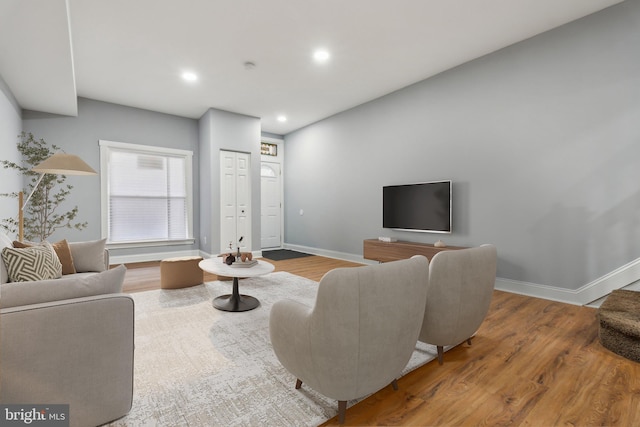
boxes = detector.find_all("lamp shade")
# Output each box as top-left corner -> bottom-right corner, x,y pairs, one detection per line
31,153 -> 97,175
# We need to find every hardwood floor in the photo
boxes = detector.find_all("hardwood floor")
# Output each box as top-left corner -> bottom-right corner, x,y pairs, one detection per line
120,256 -> 640,426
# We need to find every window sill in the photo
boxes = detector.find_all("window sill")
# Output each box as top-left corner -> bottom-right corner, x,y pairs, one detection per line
106,239 -> 196,250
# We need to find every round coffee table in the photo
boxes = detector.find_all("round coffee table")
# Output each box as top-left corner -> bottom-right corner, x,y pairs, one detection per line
198,258 -> 275,312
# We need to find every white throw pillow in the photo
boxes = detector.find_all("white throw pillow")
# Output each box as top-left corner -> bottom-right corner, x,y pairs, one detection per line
69,238 -> 107,272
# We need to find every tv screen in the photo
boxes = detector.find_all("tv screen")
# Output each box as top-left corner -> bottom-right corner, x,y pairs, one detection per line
383,180 -> 452,233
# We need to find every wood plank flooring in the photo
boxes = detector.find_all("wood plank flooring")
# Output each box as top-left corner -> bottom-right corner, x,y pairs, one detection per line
120,255 -> 640,426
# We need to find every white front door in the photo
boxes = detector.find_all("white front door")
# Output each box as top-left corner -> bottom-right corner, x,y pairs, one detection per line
220,150 -> 251,254
261,162 -> 281,249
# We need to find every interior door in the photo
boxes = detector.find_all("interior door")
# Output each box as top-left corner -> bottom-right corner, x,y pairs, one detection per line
235,153 -> 250,251
261,162 -> 281,248
220,151 -> 251,254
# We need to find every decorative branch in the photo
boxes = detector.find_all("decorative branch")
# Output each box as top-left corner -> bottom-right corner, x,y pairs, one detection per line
0,131 -> 88,241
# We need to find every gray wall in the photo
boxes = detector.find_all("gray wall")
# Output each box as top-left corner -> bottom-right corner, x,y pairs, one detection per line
198,108 -> 261,255
283,1 -> 640,290
0,74 -> 23,231
198,109 -> 214,254
22,97 -> 200,258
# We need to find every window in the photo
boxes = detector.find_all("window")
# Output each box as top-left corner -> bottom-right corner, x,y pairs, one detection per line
100,140 -> 194,246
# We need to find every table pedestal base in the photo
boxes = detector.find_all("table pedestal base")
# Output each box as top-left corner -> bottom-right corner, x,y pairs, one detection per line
213,294 -> 259,312
212,277 -> 260,312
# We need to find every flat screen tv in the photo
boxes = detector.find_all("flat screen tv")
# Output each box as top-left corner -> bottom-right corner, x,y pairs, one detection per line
383,180 -> 452,233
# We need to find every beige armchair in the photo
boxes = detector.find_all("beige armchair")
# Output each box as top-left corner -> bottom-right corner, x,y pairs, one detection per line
269,255 -> 429,424
418,244 -> 497,364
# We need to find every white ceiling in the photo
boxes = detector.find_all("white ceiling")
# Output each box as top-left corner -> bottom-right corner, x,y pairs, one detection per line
0,0 -> 624,135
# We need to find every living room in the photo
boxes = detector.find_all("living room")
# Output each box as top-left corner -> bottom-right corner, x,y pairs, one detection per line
1,0 -> 639,304
1,0 -> 639,425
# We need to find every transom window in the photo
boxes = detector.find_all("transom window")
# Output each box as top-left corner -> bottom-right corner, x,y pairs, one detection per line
99,140 -> 194,246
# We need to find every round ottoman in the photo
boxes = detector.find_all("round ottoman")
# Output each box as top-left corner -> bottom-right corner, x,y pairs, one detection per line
160,256 -> 204,289
598,289 -> 640,363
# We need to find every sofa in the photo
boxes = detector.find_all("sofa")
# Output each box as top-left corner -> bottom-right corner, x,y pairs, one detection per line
0,232 -> 134,427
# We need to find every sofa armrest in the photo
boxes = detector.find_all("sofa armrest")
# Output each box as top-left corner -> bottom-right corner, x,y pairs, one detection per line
0,293 -> 134,427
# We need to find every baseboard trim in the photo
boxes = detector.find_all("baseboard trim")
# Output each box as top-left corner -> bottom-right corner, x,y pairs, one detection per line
573,257 -> 640,305
495,257 -> 640,306
494,278 -> 583,305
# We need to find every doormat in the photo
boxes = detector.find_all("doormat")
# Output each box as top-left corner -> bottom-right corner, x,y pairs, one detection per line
262,249 -> 313,261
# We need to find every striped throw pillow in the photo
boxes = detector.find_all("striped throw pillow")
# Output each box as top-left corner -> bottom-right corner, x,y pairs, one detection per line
1,244 -> 63,282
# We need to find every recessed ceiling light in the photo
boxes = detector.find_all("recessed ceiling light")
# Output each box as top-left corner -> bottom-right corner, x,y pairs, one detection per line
277,115 -> 287,123
313,49 -> 330,62
181,71 -> 198,82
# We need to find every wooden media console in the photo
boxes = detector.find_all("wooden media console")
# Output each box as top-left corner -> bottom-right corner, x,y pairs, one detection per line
363,239 -> 468,263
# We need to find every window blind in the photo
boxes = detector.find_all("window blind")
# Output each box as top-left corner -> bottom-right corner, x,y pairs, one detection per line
100,141 -> 192,245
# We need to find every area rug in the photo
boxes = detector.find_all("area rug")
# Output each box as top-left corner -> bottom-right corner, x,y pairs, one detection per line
107,272 -> 441,426
261,249 -> 313,261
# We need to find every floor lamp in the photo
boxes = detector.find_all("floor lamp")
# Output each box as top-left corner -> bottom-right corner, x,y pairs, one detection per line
19,152 -> 97,242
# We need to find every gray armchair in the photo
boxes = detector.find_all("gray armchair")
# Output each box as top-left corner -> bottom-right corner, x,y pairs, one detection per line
269,255 -> 429,424
418,244 -> 497,364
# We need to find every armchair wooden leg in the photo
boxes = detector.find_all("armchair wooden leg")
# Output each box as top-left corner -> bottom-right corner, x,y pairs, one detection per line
295,379 -> 302,389
338,400 -> 347,424
391,379 -> 398,390
437,345 -> 444,365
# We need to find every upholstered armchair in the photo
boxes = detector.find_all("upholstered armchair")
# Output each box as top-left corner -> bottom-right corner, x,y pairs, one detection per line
418,244 -> 497,364
269,255 -> 429,424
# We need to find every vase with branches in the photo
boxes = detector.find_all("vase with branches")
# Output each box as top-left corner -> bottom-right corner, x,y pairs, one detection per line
0,132 -> 88,241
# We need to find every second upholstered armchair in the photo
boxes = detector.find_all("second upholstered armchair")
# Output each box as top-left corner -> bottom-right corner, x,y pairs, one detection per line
269,255 -> 429,424
418,244 -> 497,364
